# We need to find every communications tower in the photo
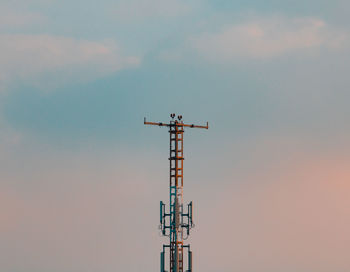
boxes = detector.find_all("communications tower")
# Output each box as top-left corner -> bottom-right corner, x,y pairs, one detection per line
144,114 -> 208,272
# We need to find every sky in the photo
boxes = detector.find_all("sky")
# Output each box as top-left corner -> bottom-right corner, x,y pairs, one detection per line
0,1 -> 350,271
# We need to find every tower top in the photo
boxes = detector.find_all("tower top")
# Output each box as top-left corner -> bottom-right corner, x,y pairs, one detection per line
144,114 -> 209,129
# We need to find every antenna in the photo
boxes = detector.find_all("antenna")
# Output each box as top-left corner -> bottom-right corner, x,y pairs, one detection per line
145,114 -> 208,272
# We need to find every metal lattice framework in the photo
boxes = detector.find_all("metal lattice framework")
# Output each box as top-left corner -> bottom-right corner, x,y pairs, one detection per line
144,114 -> 208,272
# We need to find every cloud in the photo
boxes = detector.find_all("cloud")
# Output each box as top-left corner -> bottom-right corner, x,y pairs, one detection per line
189,17 -> 348,60
0,7 -> 45,28
113,0 -> 191,21
0,34 -> 140,91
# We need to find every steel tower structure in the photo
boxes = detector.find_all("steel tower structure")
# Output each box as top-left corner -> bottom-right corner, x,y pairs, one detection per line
144,114 -> 208,272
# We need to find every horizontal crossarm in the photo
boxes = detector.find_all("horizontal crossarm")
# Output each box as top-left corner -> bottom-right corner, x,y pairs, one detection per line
144,118 -> 208,129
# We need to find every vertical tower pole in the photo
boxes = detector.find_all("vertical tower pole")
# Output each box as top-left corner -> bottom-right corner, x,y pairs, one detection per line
169,120 -> 184,272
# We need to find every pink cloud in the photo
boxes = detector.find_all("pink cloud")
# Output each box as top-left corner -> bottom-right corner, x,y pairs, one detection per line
0,34 -> 140,91
0,6 -> 45,28
113,0 -> 191,22
190,17 -> 348,60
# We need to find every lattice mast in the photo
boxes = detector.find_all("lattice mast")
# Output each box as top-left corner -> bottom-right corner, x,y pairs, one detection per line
144,114 -> 208,272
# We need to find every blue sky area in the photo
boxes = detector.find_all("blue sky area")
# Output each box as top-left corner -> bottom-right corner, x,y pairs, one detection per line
0,1 -> 349,272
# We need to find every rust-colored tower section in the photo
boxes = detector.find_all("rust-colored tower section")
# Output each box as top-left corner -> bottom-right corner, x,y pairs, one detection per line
144,114 -> 208,272
169,119 -> 184,272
